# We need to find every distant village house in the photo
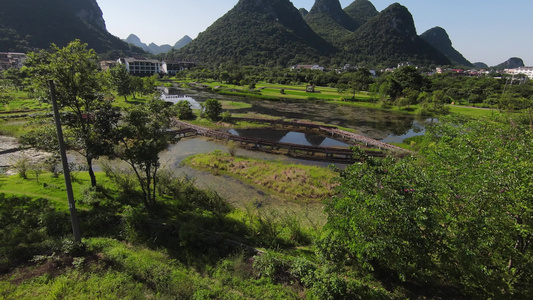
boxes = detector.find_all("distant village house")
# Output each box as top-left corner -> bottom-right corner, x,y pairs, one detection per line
0,52 -> 28,70
99,60 -> 117,71
291,64 -> 325,71
505,67 -> 533,80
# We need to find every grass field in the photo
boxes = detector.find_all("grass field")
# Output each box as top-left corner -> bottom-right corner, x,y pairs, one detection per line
0,90 -> 50,112
184,152 -> 338,203
449,105 -> 500,118
0,171 -> 116,211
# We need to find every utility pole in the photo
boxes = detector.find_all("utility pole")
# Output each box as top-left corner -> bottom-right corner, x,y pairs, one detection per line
49,80 -> 81,242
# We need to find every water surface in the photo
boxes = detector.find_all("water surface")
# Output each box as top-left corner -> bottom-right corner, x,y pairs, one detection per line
167,87 -> 431,141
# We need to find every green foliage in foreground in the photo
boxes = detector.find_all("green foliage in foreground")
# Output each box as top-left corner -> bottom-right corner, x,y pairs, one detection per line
323,118 -> 533,298
0,237 -> 300,299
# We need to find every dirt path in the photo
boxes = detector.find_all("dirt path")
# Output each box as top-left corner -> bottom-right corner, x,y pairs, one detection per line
0,136 -> 51,174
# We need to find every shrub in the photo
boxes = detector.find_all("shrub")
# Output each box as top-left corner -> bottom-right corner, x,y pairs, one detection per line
12,154 -> 30,179
221,111 -> 232,122
226,140 -> 238,157
0,195 -> 66,272
253,252 -> 291,283
202,99 -> 222,121
176,100 -> 195,120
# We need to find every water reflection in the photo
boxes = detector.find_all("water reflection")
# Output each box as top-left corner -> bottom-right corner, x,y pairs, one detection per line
228,129 -> 350,148
166,87 -> 431,141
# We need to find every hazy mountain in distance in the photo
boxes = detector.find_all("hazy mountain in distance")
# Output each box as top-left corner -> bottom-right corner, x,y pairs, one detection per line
125,34 -> 151,52
124,34 -> 192,55
174,36 -> 192,49
493,57 -> 525,69
473,62 -> 489,69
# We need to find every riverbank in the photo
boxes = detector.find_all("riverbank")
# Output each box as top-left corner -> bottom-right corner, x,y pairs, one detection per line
0,135 -> 51,175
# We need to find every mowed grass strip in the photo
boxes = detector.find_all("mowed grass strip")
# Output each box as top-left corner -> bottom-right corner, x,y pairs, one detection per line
185,152 -> 338,202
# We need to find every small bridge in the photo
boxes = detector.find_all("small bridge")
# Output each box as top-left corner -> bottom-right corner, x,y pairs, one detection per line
171,118 -> 408,163
232,117 -> 408,152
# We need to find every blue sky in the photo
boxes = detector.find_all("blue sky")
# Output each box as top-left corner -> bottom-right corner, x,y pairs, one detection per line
96,0 -> 532,66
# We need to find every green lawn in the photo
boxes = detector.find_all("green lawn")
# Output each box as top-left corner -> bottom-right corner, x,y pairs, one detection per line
220,100 -> 252,110
0,90 -> 49,112
449,105 -> 500,118
0,172 -> 116,211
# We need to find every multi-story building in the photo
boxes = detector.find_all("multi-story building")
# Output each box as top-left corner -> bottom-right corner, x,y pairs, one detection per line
119,57 -> 161,76
161,61 -> 197,75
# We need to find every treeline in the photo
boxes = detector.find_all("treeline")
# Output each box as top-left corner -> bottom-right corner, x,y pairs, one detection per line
181,64 -> 533,111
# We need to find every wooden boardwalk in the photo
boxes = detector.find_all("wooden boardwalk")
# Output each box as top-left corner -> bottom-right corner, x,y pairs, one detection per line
233,117 -> 409,152
171,118 -> 407,163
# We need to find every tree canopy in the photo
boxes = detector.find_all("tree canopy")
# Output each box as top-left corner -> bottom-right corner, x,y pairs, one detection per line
321,118 -> 533,298
26,40 -> 120,187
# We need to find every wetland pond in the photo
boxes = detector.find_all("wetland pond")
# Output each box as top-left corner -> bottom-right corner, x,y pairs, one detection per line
165,87 -> 431,142
154,88 -> 432,213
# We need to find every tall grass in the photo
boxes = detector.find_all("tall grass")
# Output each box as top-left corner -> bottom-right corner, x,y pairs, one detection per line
185,152 -> 338,203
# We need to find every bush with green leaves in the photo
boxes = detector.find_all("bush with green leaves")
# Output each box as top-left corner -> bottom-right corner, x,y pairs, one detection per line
0,195 -> 70,272
175,100 -> 195,120
221,111 -> 232,123
322,118 -> 533,298
202,98 -> 222,121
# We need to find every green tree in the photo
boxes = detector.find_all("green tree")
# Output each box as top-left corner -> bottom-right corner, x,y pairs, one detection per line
176,100 -> 195,120
392,66 -> 426,91
27,40 -> 119,187
2,67 -> 29,91
202,99 -> 222,121
322,119 -> 533,298
108,63 -> 132,101
142,74 -> 158,96
418,90 -> 450,116
130,76 -> 143,99
116,99 -> 178,209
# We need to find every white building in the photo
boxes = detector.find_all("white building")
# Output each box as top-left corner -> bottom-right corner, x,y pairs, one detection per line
161,61 -> 196,75
119,57 -> 161,76
504,67 -> 533,79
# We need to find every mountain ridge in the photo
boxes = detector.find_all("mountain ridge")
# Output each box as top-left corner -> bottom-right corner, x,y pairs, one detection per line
0,0 -> 133,54
341,3 -> 451,67
420,26 -> 472,67
494,57 -> 525,70
344,0 -> 379,25
177,0 -> 336,66
305,0 -> 360,45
